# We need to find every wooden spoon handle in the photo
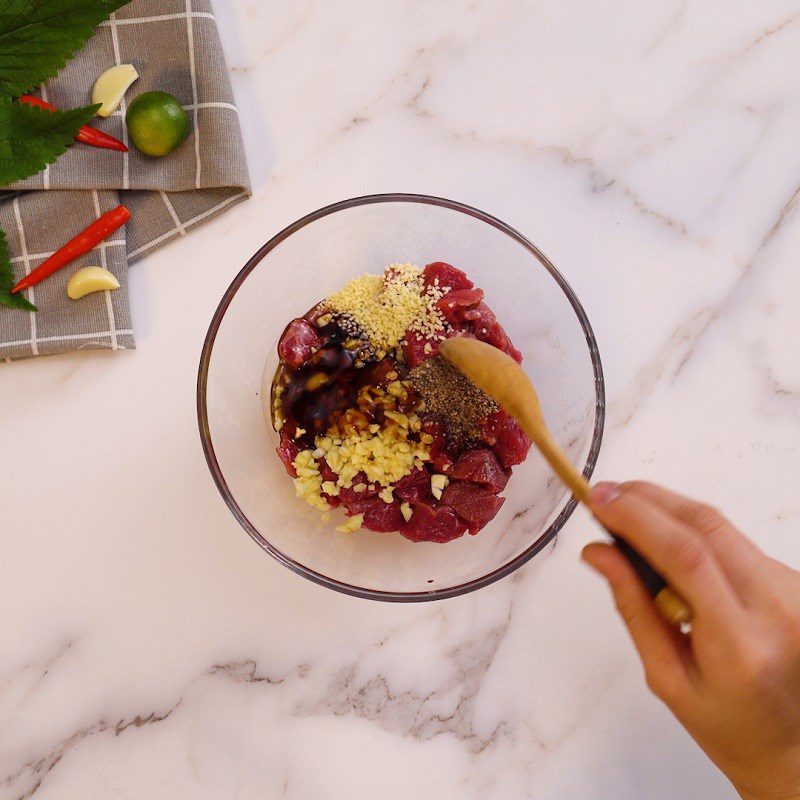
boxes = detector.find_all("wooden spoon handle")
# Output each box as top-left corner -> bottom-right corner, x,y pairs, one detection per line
528,431 -> 591,503
533,431 -> 693,626
610,531 -> 693,625
436,337 -> 693,627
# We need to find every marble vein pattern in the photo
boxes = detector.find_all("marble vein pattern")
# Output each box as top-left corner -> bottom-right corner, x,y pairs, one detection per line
2,1 -> 800,798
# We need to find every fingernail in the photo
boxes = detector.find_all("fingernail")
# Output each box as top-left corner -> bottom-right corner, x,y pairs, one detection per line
589,481 -> 621,506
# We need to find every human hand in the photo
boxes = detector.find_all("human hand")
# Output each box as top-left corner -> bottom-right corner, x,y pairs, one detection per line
582,481 -> 800,800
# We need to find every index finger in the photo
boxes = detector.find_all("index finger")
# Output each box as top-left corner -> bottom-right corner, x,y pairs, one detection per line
619,481 -> 764,602
589,482 -> 743,624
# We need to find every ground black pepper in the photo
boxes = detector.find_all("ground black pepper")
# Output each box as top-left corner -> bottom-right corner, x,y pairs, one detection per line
409,355 -> 498,450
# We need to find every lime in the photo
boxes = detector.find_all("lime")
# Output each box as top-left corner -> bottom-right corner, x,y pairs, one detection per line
126,91 -> 189,157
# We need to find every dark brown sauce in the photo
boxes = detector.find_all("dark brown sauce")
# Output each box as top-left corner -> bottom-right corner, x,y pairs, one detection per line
272,317 -> 372,447
273,312 -> 423,449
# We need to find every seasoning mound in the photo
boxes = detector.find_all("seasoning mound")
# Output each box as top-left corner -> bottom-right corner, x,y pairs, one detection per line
325,263 -> 447,356
271,260 -> 531,542
410,354 -> 498,450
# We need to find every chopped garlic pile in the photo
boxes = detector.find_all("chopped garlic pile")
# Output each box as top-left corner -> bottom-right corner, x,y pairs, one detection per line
321,415 -> 429,487
291,413 -> 432,528
324,263 -> 448,354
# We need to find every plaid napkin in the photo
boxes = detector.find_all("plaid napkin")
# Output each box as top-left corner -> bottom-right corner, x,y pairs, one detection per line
0,0 -> 250,360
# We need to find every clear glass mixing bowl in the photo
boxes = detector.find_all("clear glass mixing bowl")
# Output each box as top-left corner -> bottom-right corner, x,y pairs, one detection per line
197,194 -> 604,600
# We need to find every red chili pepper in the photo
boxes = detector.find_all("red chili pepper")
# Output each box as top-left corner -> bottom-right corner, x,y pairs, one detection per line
18,95 -> 128,152
12,205 -> 131,294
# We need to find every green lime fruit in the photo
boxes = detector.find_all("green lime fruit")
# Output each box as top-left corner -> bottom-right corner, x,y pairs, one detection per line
126,91 -> 189,157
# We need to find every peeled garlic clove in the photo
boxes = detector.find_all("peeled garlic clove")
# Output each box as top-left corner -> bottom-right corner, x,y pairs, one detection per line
67,267 -> 120,300
430,473 -> 449,500
92,64 -> 139,117
335,513 -> 364,534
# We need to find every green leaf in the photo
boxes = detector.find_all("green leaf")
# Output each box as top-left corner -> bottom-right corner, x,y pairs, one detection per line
0,227 -> 36,311
0,0 -> 130,95
0,97 -> 100,186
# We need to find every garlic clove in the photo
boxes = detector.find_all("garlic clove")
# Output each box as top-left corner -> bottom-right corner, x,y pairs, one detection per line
66,267 -> 120,300
335,513 -> 364,534
92,64 -> 139,117
430,473 -> 450,500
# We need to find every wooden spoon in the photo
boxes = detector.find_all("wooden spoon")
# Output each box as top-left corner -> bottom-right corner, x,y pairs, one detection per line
439,337 -> 692,627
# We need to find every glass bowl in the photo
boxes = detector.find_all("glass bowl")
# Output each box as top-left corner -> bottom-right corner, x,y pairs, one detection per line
197,194 -> 604,601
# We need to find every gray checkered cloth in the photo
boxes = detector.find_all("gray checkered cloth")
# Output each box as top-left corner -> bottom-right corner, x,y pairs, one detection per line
0,0 -> 250,360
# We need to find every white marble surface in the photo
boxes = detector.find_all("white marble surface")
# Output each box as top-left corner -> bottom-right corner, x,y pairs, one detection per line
2,1 -> 799,797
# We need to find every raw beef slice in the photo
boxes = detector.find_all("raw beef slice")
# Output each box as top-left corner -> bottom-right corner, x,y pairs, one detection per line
441,481 -> 505,527
399,501 -> 468,543
450,448 -> 509,493
278,318 -> 320,369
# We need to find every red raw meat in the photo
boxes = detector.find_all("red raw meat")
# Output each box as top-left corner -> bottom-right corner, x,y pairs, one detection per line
403,329 -> 431,367
431,451 -> 453,473
436,289 -> 485,324
276,433 -> 300,477
399,501 -> 468,543
504,341 -> 523,364
347,495 -> 405,533
370,357 -> 401,386
440,481 -> 505,527
339,473 -> 378,508
318,458 -> 337,483
322,494 -> 341,508
480,410 -> 531,467
445,327 -> 476,345
450,448 -> 509,493
422,262 -> 474,291
463,301 -> 497,332
394,469 -> 432,502
438,295 -> 523,367
278,318 -> 320,369
402,324 -> 477,367
306,304 -> 330,325
420,420 -> 453,473
421,417 -> 443,436
440,288 -> 484,307
316,459 -> 341,507
484,322 -> 523,363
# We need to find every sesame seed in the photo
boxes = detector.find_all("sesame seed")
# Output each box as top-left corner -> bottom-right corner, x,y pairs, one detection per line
324,264 -> 450,359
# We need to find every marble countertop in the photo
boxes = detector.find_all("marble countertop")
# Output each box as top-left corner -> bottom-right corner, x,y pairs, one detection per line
2,1 -> 799,797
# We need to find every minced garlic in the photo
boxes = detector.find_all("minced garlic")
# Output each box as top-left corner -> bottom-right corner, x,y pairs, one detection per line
324,263 -> 448,355
336,514 -> 364,533
430,473 -> 449,500
378,486 -> 394,503
291,450 -> 328,512
291,414 -> 430,517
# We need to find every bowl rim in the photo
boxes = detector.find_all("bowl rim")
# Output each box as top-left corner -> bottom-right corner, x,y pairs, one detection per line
197,192 -> 605,602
